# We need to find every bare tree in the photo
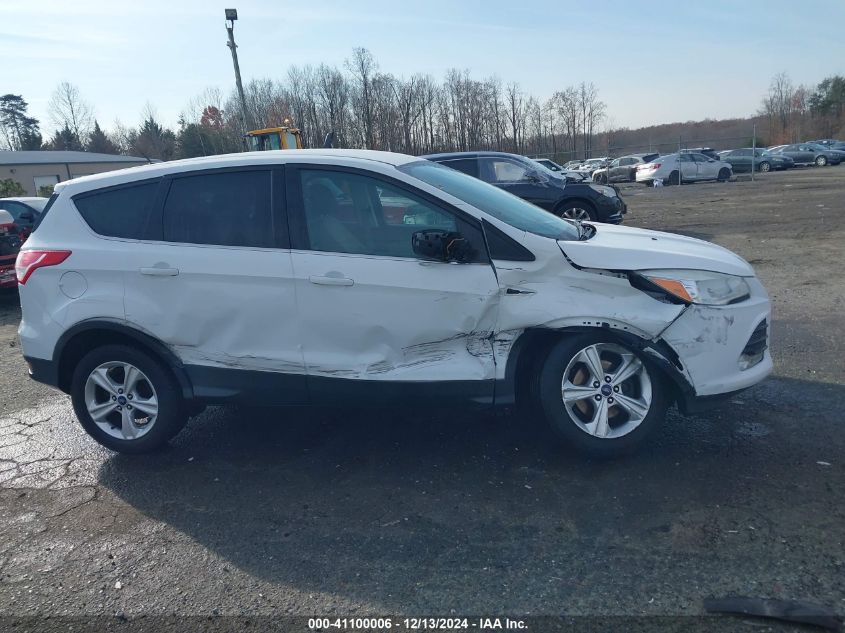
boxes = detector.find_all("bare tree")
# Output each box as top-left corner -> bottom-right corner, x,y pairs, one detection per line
346,47 -> 377,148
48,82 -> 94,144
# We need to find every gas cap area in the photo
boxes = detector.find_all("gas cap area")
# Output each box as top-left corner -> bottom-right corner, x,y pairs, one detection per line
59,271 -> 87,299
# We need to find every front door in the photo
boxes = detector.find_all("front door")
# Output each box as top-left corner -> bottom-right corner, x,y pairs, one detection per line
478,156 -> 557,211
286,165 -> 501,402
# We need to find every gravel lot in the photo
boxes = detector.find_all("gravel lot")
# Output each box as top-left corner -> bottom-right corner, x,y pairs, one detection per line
0,167 -> 843,630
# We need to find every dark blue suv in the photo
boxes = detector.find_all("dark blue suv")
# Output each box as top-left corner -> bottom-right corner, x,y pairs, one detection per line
421,151 -> 626,223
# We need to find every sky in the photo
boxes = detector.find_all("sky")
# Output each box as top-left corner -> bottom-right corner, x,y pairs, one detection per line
4,0 -> 844,137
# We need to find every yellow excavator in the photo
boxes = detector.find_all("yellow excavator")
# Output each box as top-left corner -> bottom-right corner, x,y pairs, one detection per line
246,126 -> 303,151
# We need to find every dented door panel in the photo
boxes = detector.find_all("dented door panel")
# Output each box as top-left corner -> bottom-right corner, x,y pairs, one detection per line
123,242 -> 306,380
291,251 -> 501,382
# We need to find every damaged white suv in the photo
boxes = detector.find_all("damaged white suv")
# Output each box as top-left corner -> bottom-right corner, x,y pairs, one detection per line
16,150 -> 771,456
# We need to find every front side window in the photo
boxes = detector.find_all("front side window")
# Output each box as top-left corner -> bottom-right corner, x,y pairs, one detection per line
399,160 -> 580,241
74,180 -> 159,239
299,169 -> 469,259
163,170 -> 272,248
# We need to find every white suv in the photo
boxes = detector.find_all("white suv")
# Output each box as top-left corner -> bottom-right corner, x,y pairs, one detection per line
16,150 -> 772,457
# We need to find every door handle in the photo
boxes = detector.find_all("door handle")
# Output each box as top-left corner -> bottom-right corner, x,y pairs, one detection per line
140,267 -> 179,277
309,275 -> 353,286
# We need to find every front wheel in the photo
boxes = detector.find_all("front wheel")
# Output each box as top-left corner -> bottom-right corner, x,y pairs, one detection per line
71,344 -> 188,453
717,168 -> 731,182
815,155 -> 828,166
557,201 -> 597,222
538,335 -> 669,457
758,161 -> 771,173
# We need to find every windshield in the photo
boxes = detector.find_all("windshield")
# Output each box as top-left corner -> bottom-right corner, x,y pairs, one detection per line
399,160 -> 580,241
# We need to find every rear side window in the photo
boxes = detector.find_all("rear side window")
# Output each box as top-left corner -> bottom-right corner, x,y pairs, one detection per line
440,158 -> 479,178
32,193 -> 58,232
162,170 -> 272,248
74,182 -> 159,239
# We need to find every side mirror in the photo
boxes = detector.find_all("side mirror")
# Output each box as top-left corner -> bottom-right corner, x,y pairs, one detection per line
412,229 -> 475,263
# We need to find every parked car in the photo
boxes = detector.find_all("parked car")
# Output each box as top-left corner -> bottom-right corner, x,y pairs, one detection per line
16,149 -> 772,457
563,160 -> 584,169
806,143 -> 845,163
0,197 -> 49,240
767,144 -> 840,166
530,158 -> 588,182
422,151 -> 626,222
717,149 -> 794,173
0,209 -> 22,289
577,157 -> 610,177
683,148 -> 721,161
810,139 -> 845,152
635,152 -> 733,185
592,153 -> 661,183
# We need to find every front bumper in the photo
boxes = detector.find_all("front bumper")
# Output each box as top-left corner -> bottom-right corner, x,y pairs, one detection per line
595,195 -> 626,224
660,277 -> 772,398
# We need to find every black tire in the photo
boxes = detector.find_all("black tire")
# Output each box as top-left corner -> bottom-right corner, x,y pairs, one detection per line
537,333 -> 669,458
717,168 -> 731,182
629,169 -> 637,182
71,344 -> 188,454
596,173 -> 608,184
758,161 -> 771,173
557,200 -> 597,222
666,171 -> 680,185
815,155 -> 828,166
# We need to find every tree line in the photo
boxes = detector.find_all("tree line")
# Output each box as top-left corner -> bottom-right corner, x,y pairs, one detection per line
1,49 -> 844,164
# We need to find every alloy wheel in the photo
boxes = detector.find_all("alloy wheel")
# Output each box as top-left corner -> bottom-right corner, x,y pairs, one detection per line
561,207 -> 592,221
560,343 -> 652,439
84,361 -> 159,440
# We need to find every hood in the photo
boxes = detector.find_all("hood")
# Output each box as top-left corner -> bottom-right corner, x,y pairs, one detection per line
558,223 -> 754,277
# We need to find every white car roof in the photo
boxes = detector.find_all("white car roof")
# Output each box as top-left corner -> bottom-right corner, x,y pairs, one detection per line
55,149 -> 420,196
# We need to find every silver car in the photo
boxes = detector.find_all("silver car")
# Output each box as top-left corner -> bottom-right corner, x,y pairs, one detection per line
635,153 -> 733,185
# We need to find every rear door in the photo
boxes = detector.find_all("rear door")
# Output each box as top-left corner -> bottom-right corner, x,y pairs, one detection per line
286,164 -> 500,401
679,153 -> 697,180
116,166 -> 308,403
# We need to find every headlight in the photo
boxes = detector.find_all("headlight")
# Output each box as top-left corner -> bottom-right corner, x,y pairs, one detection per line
637,269 -> 751,305
588,184 -> 617,198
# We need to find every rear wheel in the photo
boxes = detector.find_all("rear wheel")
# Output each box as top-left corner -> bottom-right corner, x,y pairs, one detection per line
557,201 -> 597,222
758,161 -> 771,173
666,171 -> 680,185
538,334 -> 669,457
815,155 -> 828,166
717,168 -> 731,182
71,344 -> 187,453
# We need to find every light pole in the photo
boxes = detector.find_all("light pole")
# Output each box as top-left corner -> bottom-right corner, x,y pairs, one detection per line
225,8 -> 251,141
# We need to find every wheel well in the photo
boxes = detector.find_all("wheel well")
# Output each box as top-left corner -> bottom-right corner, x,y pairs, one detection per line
56,327 -> 192,398
508,327 -> 688,408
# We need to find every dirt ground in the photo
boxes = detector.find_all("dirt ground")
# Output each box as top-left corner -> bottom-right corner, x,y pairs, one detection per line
0,167 -> 843,631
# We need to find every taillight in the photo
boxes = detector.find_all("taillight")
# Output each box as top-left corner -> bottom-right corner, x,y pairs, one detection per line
15,250 -> 71,284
